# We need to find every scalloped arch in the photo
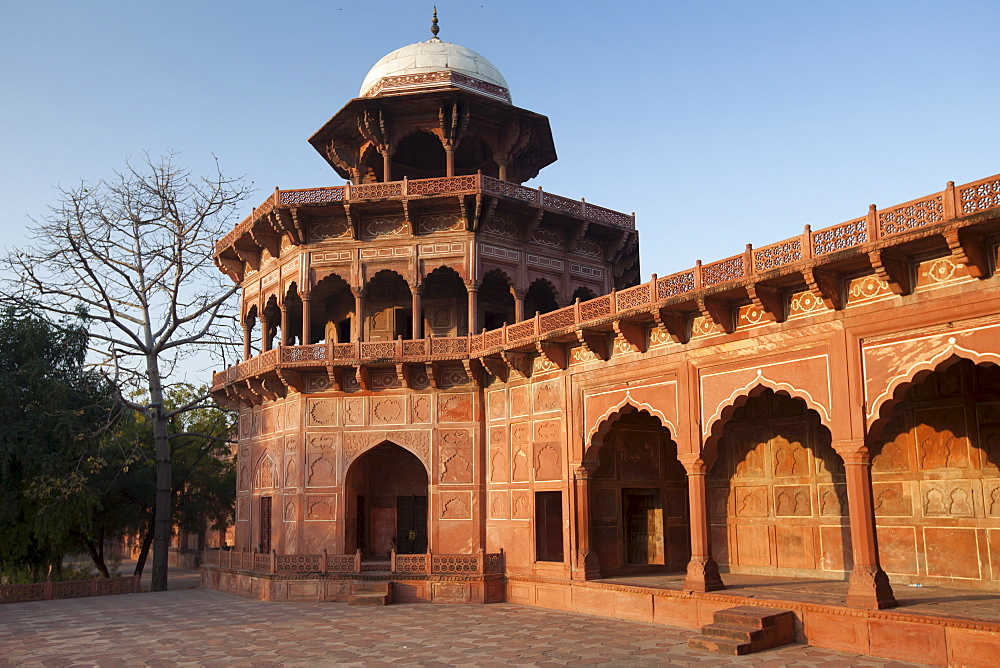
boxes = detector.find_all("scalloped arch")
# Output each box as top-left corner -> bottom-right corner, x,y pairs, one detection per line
702,376 -> 831,462
868,347 -> 1000,431
584,397 -> 677,463
344,439 -> 430,479
480,265 -> 516,289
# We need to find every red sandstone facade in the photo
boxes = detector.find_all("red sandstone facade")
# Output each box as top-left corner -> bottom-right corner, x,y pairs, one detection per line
203,26 -> 1000,661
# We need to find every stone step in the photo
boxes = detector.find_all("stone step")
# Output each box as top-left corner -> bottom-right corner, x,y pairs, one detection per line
687,635 -> 753,656
698,623 -> 766,643
350,581 -> 392,596
347,594 -> 389,606
688,606 -> 796,656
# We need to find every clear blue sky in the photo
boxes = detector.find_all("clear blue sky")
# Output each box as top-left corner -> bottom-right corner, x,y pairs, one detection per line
2,0 -> 999,277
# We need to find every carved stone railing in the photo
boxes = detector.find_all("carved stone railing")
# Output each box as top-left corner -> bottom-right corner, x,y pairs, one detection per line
201,548 -> 503,576
0,576 -> 139,604
217,173 -> 636,254
213,172 -> 1000,385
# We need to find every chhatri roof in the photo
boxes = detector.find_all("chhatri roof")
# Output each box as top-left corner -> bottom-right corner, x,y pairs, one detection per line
358,10 -> 511,104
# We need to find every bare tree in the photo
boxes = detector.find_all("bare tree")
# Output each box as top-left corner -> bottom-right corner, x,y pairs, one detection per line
2,153 -> 251,591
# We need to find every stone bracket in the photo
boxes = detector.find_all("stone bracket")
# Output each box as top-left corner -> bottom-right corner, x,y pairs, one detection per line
612,319 -> 647,353
480,355 -> 509,382
652,307 -> 690,344
535,341 -> 568,369
804,266 -> 843,310
502,351 -> 532,378
249,225 -> 281,258
462,358 -> 485,387
869,249 -> 913,295
747,283 -> 784,323
575,329 -> 610,361
275,369 -> 306,394
944,227 -> 991,279
698,296 -> 735,334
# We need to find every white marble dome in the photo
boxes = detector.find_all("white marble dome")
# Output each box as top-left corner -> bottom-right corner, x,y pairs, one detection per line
359,38 -> 510,102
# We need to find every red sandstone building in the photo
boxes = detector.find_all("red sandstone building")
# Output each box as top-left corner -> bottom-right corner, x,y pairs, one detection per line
203,21 -> 1000,662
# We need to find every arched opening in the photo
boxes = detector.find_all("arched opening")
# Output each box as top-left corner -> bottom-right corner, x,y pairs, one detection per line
587,409 -> 689,577
572,286 -> 598,303
344,442 -> 428,557
365,270 -> 411,341
244,305 -> 259,358
707,388 -> 849,580
311,273 -> 353,344
479,269 -> 515,331
359,144 -> 384,183
392,130 -> 446,180
262,295 -> 281,351
869,357 -> 1000,590
283,283 -> 303,345
455,135 -> 498,177
422,266 -> 468,337
524,278 -> 560,317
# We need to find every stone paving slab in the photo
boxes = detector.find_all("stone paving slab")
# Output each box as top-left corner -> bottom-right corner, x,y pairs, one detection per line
0,588 -> 927,667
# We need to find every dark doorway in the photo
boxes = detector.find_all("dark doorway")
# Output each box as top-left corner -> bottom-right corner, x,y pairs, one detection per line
535,491 -> 564,562
623,489 -> 663,565
259,496 -> 272,553
395,495 -> 428,554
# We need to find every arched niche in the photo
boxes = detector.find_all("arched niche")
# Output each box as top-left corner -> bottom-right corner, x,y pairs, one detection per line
311,272 -> 353,344
359,144 -> 383,183
478,268 -> 515,331
344,442 -> 429,557
282,282 -> 303,345
455,135 -> 498,177
262,295 -> 281,350
572,286 -> 598,303
365,269 -> 411,341
524,278 -> 560,317
706,388 -> 849,580
422,266 -> 468,337
868,357 -> 1000,590
392,130 -> 446,180
584,407 -> 689,578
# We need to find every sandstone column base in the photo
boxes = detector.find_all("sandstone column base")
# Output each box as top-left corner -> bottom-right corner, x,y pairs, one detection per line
846,565 -> 897,609
683,556 -> 726,593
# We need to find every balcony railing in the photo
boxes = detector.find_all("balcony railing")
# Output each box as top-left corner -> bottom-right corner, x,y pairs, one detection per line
201,548 -> 504,576
216,173 -> 636,254
212,172 -> 1000,388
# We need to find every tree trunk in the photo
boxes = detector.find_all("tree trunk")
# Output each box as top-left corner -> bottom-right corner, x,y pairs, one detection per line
133,517 -> 155,578
148,354 -> 172,592
82,535 -> 111,578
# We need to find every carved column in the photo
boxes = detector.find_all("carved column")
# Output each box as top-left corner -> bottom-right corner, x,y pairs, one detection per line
840,443 -> 897,608
514,288 -> 526,322
382,151 -> 392,183
279,304 -> 289,346
243,322 -> 253,361
466,281 -> 479,334
353,288 -> 366,342
498,162 -> 508,182
572,463 -> 600,580
300,294 -> 312,345
679,455 -> 725,592
445,147 -> 455,177
410,284 -> 422,339
260,314 -> 271,352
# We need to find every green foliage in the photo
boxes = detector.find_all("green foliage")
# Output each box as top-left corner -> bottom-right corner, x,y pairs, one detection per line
0,306 -> 119,579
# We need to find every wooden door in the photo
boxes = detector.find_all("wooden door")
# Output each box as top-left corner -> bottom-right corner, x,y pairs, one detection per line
623,489 -> 663,564
395,495 -> 428,554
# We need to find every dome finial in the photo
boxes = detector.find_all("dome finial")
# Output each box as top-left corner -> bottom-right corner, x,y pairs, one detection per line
430,6 -> 440,40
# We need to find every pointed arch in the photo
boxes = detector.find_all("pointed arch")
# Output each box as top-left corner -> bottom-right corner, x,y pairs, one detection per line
585,399 -> 677,463
525,277 -> 560,316
253,453 -> 277,490
703,374 -> 832,463
868,344 -> 1000,430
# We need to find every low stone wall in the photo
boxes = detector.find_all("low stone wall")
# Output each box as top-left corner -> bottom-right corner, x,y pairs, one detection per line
200,565 -> 505,604
0,576 -> 139,604
506,576 -> 1000,666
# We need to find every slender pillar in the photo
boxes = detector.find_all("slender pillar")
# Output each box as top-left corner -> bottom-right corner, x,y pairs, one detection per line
514,288 -> 525,322
679,455 -> 725,592
260,314 -> 271,352
498,162 -> 508,182
572,464 -> 601,580
353,289 -> 366,342
300,294 -> 312,345
410,285 -> 422,339
466,282 -> 479,335
243,322 -> 252,361
841,443 -> 897,609
279,305 -> 289,346
445,147 -> 455,177
382,152 -> 391,183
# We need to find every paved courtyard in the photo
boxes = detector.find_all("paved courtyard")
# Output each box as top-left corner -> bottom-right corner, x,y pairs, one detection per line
0,585 -> 925,667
